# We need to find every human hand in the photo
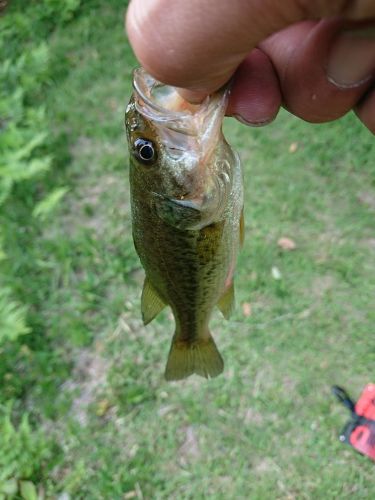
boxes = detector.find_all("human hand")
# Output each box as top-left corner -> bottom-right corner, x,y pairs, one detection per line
126,0 -> 375,133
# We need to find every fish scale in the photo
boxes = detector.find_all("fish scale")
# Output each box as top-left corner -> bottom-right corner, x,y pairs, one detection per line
134,208 -> 227,336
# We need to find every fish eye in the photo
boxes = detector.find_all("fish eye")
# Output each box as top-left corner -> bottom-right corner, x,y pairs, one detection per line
133,138 -> 157,164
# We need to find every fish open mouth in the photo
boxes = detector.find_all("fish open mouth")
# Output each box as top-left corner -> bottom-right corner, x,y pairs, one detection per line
132,68 -> 228,154
133,68 -> 203,124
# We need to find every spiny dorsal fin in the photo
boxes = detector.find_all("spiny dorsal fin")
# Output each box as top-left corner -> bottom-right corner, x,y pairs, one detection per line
141,277 -> 166,325
217,282 -> 235,320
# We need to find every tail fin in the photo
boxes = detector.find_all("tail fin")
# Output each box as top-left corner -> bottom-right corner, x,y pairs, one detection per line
164,334 -> 224,381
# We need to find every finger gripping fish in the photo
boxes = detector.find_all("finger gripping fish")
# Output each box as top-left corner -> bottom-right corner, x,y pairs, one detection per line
125,68 -> 244,381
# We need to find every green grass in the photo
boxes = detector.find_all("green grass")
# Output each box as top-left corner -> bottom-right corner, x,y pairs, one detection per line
1,1 -> 375,498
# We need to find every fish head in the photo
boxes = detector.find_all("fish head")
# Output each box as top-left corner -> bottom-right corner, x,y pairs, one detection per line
125,68 -> 234,230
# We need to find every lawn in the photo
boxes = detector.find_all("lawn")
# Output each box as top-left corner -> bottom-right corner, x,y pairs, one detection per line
1,1 -> 374,498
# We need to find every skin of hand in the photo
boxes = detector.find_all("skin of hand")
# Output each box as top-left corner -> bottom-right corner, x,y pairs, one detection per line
126,0 -> 375,133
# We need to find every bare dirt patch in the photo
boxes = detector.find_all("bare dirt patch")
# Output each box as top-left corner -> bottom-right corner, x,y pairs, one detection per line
63,345 -> 109,425
358,191 -> 375,211
311,275 -> 335,300
177,425 -> 201,465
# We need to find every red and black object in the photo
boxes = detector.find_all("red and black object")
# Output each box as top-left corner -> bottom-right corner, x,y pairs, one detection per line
332,384 -> 375,461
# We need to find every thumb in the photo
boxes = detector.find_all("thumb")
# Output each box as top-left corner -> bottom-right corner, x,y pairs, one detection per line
126,0 -> 375,96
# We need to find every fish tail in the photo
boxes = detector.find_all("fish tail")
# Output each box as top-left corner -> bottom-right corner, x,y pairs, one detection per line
164,333 -> 224,381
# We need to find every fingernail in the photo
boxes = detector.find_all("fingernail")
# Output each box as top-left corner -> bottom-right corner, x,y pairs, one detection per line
232,114 -> 274,127
327,27 -> 375,88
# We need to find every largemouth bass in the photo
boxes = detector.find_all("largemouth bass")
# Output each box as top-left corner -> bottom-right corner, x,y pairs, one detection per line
125,68 -> 243,381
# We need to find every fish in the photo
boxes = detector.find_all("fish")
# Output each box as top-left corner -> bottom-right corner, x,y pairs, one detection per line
125,68 -> 244,381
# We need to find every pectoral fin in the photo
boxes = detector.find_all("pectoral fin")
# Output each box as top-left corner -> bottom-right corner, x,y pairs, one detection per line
217,282 -> 235,320
141,277 -> 166,325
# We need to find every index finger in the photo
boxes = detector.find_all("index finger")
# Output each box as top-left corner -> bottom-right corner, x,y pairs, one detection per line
126,0 -> 375,95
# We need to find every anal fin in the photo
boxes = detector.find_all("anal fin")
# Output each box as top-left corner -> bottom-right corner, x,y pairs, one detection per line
217,282 -> 235,320
141,277 -> 166,325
